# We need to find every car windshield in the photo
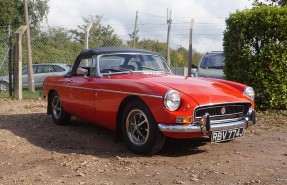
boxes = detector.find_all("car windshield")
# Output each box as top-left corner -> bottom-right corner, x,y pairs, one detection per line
99,54 -> 171,74
200,53 -> 225,69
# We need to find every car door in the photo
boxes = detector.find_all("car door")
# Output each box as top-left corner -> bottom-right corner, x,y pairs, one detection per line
22,65 -> 49,89
34,64 -> 59,87
66,57 -> 96,122
33,65 -> 45,87
22,66 -> 37,88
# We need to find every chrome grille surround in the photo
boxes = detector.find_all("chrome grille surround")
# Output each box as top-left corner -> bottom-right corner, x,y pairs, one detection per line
194,103 -> 252,124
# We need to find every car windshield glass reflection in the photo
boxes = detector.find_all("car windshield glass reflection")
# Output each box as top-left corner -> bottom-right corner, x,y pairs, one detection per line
99,54 -> 171,74
200,54 -> 225,69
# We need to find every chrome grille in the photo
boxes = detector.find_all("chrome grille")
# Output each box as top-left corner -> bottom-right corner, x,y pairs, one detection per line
194,103 -> 251,124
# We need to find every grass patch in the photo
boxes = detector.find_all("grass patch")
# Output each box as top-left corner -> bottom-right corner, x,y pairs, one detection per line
0,90 -> 43,99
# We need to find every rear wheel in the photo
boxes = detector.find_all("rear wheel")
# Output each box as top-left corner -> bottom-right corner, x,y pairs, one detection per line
51,92 -> 71,125
0,81 -> 9,92
121,100 -> 166,155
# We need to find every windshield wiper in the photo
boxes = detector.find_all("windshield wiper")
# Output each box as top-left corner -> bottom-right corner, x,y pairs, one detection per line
141,66 -> 157,71
101,67 -> 123,72
101,67 -> 133,73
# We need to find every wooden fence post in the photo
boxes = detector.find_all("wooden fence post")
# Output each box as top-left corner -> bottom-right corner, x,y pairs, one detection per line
14,25 -> 27,100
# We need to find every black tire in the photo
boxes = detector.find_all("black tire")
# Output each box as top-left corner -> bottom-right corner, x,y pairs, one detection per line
0,81 -> 9,92
121,100 -> 166,155
50,92 -> 71,125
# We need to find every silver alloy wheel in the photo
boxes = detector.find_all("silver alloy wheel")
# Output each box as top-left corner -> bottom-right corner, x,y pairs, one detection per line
52,95 -> 61,119
0,82 -> 8,92
126,109 -> 150,146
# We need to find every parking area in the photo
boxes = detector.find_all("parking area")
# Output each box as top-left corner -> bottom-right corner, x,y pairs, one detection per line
0,99 -> 286,185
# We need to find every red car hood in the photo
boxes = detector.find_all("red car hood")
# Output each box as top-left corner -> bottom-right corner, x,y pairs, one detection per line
140,74 -> 250,105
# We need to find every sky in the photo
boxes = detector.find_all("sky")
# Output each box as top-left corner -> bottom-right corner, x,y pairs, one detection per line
46,0 -> 253,52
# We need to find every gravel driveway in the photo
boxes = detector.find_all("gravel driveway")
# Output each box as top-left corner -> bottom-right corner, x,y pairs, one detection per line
0,99 -> 286,185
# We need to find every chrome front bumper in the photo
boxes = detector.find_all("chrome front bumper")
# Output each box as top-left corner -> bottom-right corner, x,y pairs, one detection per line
158,108 -> 256,133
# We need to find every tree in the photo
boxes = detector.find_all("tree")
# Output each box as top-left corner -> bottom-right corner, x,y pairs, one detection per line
27,0 -> 50,28
136,39 -> 166,56
252,0 -> 287,6
0,0 -> 49,28
171,47 -> 202,68
70,15 -> 123,48
30,26 -> 82,64
223,6 -> 287,109
134,40 -> 203,68
0,0 -> 18,27
172,46 -> 187,67
127,30 -> 139,47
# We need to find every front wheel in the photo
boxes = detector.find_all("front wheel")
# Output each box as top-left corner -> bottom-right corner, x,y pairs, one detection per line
50,92 -> 71,125
0,81 -> 9,92
121,101 -> 166,155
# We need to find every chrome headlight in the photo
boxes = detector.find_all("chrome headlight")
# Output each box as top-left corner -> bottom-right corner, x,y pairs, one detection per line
164,90 -> 181,111
243,86 -> 255,100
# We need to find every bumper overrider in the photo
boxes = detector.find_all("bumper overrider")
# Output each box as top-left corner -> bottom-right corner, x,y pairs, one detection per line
158,108 -> 257,134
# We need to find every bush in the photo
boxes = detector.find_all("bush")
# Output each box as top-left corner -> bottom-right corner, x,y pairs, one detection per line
223,6 -> 287,109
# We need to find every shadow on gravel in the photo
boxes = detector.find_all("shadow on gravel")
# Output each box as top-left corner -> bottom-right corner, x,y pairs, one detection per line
0,113 -> 208,158
160,138 -> 209,157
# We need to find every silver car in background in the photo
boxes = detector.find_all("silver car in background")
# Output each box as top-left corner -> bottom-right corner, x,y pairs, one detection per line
196,51 -> 225,79
0,63 -> 70,92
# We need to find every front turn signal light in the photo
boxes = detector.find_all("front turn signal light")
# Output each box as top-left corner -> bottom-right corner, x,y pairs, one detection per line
176,116 -> 193,124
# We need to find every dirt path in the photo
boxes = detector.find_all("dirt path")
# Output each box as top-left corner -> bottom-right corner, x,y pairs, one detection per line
0,99 -> 286,185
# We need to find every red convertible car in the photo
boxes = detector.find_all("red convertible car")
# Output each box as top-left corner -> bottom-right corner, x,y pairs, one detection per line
43,47 -> 257,155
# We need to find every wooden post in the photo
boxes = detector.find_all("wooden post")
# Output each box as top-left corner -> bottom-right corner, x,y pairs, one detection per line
8,25 -> 13,97
14,25 -> 27,100
24,0 -> 35,92
166,23 -> 171,66
133,10 -> 138,48
188,19 -> 194,77
84,22 -> 93,49
83,22 -> 93,67
166,9 -> 173,66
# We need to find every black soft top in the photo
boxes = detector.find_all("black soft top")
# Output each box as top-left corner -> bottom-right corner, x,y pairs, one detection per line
78,47 -> 160,58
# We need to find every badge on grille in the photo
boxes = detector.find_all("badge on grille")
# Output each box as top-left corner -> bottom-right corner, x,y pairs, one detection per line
221,107 -> 226,115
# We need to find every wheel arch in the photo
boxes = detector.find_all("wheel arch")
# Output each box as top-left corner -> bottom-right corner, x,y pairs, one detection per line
115,95 -> 151,140
0,79 -> 9,83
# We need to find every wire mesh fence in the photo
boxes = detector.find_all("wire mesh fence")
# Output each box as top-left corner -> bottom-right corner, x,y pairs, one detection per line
0,26 -> 10,77
0,24 -> 224,99
0,26 -> 12,97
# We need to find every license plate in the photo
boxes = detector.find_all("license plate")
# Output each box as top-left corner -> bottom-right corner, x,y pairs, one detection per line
211,127 -> 244,142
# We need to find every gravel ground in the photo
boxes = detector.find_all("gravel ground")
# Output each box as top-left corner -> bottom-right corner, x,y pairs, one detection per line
0,99 -> 287,185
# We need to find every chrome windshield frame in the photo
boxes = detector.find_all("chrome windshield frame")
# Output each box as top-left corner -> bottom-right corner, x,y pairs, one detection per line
93,52 -> 172,77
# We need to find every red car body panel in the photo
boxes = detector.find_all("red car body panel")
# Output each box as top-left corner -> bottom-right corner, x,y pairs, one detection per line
43,47 -> 257,146
44,73 -> 254,137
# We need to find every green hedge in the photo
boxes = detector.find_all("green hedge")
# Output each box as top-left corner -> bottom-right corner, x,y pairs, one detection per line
223,6 -> 287,109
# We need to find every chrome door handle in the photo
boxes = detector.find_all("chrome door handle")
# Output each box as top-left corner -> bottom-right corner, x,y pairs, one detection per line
67,80 -> 73,83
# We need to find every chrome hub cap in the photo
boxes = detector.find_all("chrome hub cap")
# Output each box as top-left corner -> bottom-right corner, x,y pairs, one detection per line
52,95 -> 61,119
0,83 -> 8,92
126,109 -> 149,146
